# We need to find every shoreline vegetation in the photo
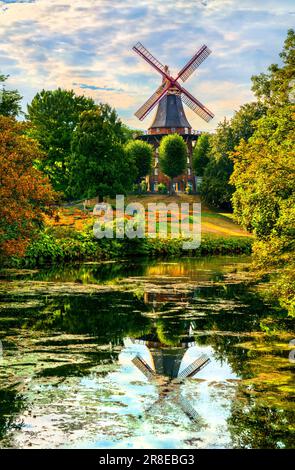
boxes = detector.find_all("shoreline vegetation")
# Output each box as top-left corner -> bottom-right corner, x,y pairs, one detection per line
5,194 -> 253,268
12,231 -> 253,267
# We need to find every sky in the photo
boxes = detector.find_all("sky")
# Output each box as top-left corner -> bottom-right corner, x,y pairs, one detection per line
0,0 -> 294,131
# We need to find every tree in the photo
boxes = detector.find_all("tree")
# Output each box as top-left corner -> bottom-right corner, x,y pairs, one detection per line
230,30 -> 295,314
0,74 -> 22,117
230,104 -> 295,313
0,117 -> 57,259
27,88 -> 97,194
68,109 -> 137,201
125,140 -> 153,183
120,124 -> 143,143
201,102 -> 266,209
159,134 -> 187,194
192,133 -> 211,176
200,119 -> 234,209
251,28 -> 295,107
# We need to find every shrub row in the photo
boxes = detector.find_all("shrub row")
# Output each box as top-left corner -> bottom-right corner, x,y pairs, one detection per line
13,230 -> 253,267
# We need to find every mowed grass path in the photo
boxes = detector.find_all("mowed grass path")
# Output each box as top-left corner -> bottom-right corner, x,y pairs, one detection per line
53,194 -> 251,239
121,194 -> 250,238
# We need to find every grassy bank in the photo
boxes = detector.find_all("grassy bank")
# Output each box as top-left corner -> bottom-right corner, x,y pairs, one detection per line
55,194 -> 251,238
5,194 -> 252,267
11,229 -> 253,267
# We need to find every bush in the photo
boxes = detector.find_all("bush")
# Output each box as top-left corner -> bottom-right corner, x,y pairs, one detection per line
185,184 -> 193,195
157,183 -> 168,194
22,230 -> 103,266
140,180 -> 148,193
11,227 -> 253,267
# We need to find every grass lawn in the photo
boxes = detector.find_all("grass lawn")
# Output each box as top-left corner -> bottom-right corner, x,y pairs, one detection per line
52,194 -> 251,239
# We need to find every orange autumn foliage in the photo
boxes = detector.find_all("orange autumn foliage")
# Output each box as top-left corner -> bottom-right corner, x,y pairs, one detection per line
0,116 -> 57,258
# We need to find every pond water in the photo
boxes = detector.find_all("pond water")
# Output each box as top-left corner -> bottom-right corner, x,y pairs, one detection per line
0,256 -> 294,449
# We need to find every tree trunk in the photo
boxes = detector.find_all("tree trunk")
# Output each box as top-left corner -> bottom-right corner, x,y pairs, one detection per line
169,178 -> 176,196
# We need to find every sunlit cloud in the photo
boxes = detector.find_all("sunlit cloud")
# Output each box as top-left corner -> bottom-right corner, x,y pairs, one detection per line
0,0 -> 293,130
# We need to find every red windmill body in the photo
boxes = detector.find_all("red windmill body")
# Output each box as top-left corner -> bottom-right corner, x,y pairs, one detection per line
133,42 -> 214,193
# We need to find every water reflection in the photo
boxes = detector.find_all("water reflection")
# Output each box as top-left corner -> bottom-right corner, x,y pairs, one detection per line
0,256 -> 294,448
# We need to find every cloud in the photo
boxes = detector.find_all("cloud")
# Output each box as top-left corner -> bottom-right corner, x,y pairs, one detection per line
1,1 -> 35,3
73,82 -> 124,92
0,0 -> 293,130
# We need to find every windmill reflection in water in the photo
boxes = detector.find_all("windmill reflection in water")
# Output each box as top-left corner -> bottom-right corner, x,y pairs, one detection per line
119,333 -> 210,423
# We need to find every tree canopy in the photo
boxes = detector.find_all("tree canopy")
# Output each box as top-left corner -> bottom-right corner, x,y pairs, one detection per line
251,28 -> 295,107
68,109 -> 137,201
0,74 -> 22,117
192,133 -> 211,177
201,102 -> 266,209
0,116 -> 56,259
159,134 -> 187,193
230,29 -> 295,314
27,88 -> 97,194
125,140 -> 153,183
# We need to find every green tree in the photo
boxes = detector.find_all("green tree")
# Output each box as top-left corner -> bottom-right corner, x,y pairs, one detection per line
230,104 -> 295,313
200,119 -> 234,209
230,102 -> 266,141
193,133 -> 211,176
27,88 -> 97,194
68,109 -> 137,201
201,102 -> 266,209
251,28 -> 295,106
0,74 -> 22,117
159,134 -> 187,194
120,124 -> 143,143
230,30 -> 295,314
125,140 -> 153,183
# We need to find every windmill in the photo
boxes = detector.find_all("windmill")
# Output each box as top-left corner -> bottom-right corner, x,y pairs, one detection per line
133,42 -> 214,193
133,42 -> 214,127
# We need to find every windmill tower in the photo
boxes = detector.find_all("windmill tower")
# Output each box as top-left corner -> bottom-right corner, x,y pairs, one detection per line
133,42 -> 214,192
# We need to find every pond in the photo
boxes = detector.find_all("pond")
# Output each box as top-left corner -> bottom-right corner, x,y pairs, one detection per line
0,256 -> 294,449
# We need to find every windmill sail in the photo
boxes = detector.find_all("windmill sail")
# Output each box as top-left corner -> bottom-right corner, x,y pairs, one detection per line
181,88 -> 214,122
133,42 -> 169,78
177,45 -> 211,82
178,397 -> 200,421
135,82 -> 170,120
177,354 -> 210,379
132,355 -> 156,380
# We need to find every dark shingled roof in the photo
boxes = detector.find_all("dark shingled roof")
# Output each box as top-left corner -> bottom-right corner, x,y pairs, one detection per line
149,93 -> 191,129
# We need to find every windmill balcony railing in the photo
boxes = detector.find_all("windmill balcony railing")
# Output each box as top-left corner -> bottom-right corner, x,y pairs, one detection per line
140,129 -> 203,135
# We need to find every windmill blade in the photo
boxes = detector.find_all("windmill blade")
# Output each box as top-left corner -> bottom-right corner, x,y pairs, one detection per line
177,45 -> 211,82
177,396 -> 201,422
132,355 -> 156,380
135,82 -> 170,120
180,86 -> 214,122
177,354 -> 210,380
133,42 -> 171,79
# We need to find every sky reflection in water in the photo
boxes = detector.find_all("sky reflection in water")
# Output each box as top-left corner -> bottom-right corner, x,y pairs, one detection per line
0,256 -> 294,448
